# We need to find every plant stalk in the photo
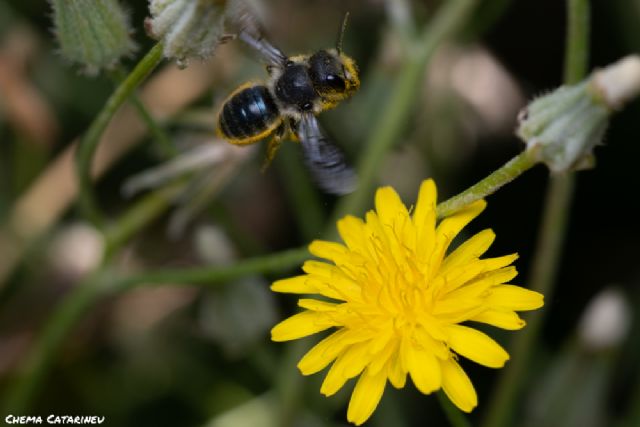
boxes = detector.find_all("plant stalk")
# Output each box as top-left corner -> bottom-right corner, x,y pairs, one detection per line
76,42 -> 164,227
481,1 -> 589,426
436,151 -> 538,219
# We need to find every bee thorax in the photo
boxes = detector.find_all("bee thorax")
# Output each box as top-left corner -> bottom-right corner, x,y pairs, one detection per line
274,64 -> 318,111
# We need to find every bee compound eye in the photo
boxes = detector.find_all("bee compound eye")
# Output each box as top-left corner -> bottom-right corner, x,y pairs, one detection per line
325,74 -> 345,90
285,60 -> 295,67
302,102 -> 313,111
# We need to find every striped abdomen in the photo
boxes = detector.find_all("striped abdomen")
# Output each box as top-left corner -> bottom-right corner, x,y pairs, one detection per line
217,85 -> 281,144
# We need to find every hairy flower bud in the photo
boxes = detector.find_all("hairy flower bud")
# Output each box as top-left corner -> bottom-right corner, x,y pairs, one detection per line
50,0 -> 136,75
517,55 -> 640,172
147,0 -> 228,68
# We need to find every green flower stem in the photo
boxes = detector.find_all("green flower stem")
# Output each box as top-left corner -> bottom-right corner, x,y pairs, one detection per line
437,391 -> 472,427
4,245 -> 309,412
109,67 -> 178,159
436,151 -> 538,219
112,246 -> 309,290
481,1 -> 589,427
76,42 -> 164,228
332,0 -> 479,224
481,175 -> 576,427
564,0 -> 590,85
130,95 -> 178,158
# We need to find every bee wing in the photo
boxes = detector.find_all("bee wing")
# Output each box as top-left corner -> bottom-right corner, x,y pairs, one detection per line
226,0 -> 287,66
297,114 -> 358,195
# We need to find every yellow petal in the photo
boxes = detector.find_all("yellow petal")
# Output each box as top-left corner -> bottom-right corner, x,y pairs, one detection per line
407,347 -> 442,394
342,342 -> 375,378
432,200 -> 487,268
432,297 -> 485,320
387,351 -> 407,389
368,337 -> 396,374
440,229 -> 495,274
347,368 -> 388,426
438,265 -> 519,308
439,260 -> 519,296
446,324 -> 509,368
271,311 -> 336,341
479,254 -> 519,272
471,309 -> 526,330
308,240 -> 348,263
437,262 -> 489,295
298,330 -> 351,375
413,180 -> 437,264
302,260 -> 339,277
413,179 -> 437,228
337,215 -> 369,254
487,285 -> 544,311
441,358 -> 477,413
365,210 -> 418,288
375,186 -> 409,227
399,334 -> 411,373
302,261 -> 362,301
271,275 -> 317,294
413,322 -> 449,359
298,298 -> 339,312
319,342 -> 370,395
320,341 -> 374,397
321,358 -> 350,396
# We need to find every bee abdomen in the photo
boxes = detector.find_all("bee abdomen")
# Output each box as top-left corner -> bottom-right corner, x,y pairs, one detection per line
218,86 -> 280,143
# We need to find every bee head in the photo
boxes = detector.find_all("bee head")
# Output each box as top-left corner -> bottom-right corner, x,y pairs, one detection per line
308,49 -> 360,103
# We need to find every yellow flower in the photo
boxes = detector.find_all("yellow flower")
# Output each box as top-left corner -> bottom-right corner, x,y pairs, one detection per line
271,179 -> 544,425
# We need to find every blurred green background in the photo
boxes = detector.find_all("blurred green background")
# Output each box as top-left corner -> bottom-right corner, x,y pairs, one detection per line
1,0 -> 639,426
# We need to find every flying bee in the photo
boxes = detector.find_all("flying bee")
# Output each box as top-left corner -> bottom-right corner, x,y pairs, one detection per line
217,8 -> 360,195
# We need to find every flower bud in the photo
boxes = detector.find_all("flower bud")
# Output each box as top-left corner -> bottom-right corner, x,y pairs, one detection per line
517,55 -> 640,173
50,0 -> 136,75
147,0 -> 228,68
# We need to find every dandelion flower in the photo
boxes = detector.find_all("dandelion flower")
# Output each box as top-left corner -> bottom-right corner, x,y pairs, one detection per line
271,179 -> 544,425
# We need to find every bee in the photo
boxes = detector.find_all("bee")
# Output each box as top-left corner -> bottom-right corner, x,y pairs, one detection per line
217,8 -> 360,195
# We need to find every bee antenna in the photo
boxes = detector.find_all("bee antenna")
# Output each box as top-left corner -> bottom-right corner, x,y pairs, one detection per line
336,11 -> 350,54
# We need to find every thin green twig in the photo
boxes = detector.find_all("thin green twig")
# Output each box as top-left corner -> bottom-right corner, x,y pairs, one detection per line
109,66 -> 178,159
76,42 -> 164,227
129,96 -> 178,158
564,0 -> 590,85
481,175 -> 576,427
436,151 -> 538,219
481,1 -> 589,427
113,246 -> 309,290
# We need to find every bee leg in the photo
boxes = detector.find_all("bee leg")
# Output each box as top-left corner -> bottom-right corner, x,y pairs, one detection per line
266,64 -> 278,76
261,122 -> 288,172
288,118 -> 300,142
